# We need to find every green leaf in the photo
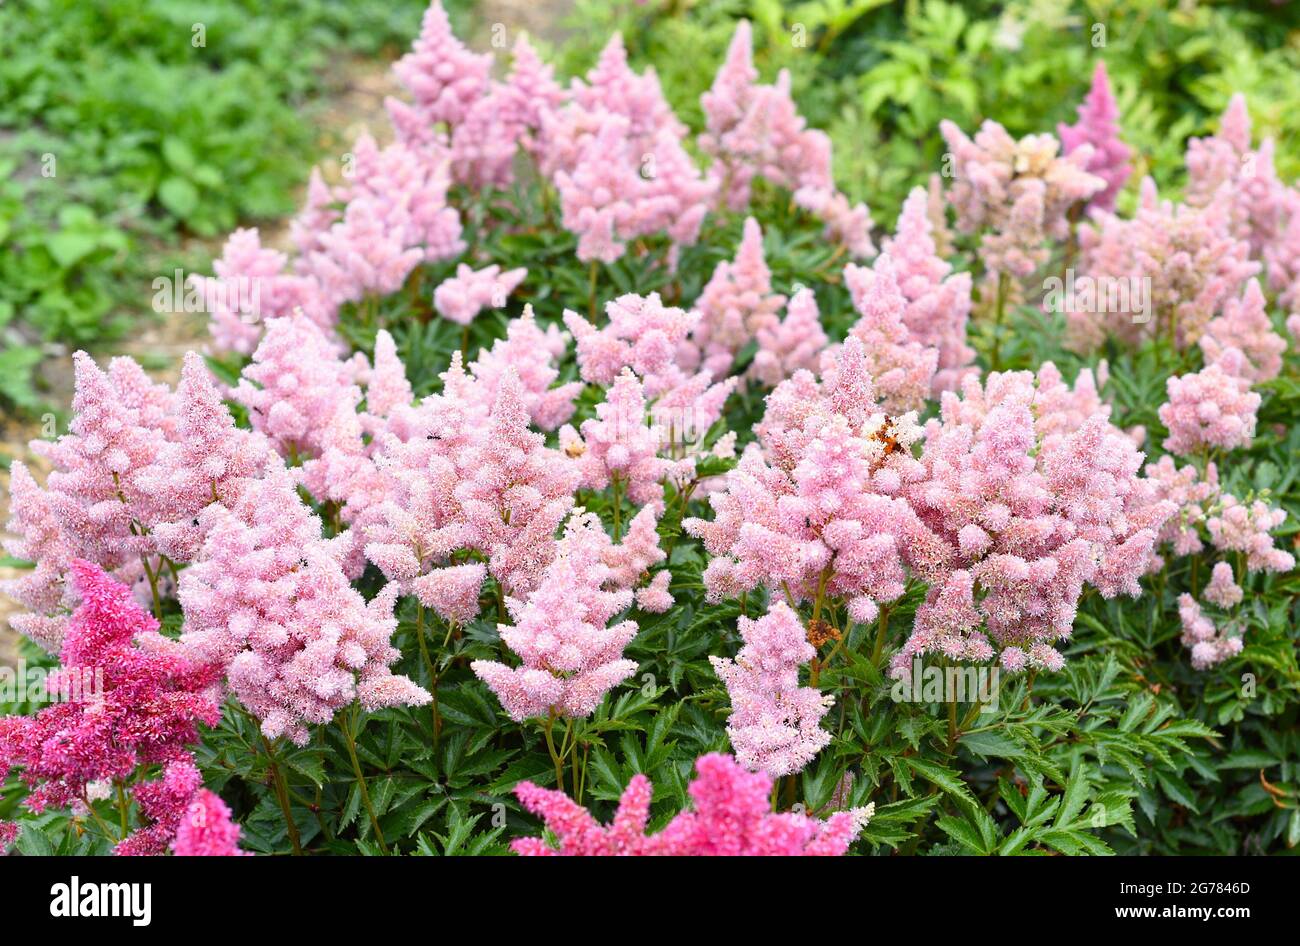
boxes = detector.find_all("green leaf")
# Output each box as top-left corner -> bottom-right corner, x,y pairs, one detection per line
158,177 -> 200,218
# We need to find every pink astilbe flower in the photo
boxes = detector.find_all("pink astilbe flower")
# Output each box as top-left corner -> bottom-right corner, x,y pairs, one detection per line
560,368 -> 672,508
686,337 -> 949,624
1177,593 -> 1242,670
565,292 -> 698,396
895,366 -> 1174,673
363,329 -> 416,424
433,263 -> 527,326
140,352 -> 276,563
0,562 -> 220,853
1158,349 -> 1261,456
750,287 -> 828,387
512,752 -> 871,856
115,756 -> 204,856
497,33 -> 566,159
1057,61 -> 1132,212
453,371 -> 580,597
196,228 -> 326,355
1185,95 -> 1291,256
466,306 -> 583,431
1203,561 -> 1244,608
840,253 -> 940,413
303,198 -> 425,308
172,789 -> 247,857
880,187 -> 975,395
1067,177 -> 1260,351
1143,456 -> 1219,559
698,22 -> 873,257
1263,200 -> 1300,313
688,217 -> 787,377
635,570 -> 673,613
471,513 -> 639,721
289,168 -> 339,259
179,470 -> 429,744
1,461 -> 75,651
710,602 -> 834,777
599,505 -> 667,593
391,0 -> 491,128
30,352 -> 169,574
1206,495 -> 1295,574
232,313 -> 363,461
1198,279 -> 1286,382
940,119 -> 1103,279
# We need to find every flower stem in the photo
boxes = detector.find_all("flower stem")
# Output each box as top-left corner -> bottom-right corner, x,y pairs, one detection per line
543,710 -> 565,794
870,605 -> 891,664
414,603 -> 442,752
340,708 -> 387,854
990,272 -> 1008,372
259,734 -> 303,855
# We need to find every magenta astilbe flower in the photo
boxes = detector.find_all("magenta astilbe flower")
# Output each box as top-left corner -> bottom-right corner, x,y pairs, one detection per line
232,313 -> 363,461
178,470 -> 429,744
840,253 -> 940,413
1203,561 -> 1244,609
1206,494 -> 1295,574
1057,61 -> 1131,212
391,0 -> 491,128
689,217 -> 787,377
512,753 -> 871,856
433,263 -> 527,325
472,513 -> 639,721
0,821 -> 17,852
882,187 -> 975,395
0,562 -> 219,835
140,352 -> 276,563
750,287 -> 828,387
466,306 -> 583,432
560,368 -> 672,508
1067,178 -> 1260,351
710,602 -> 833,777
1177,593 -> 1242,670
1158,349 -> 1261,456
172,789 -> 247,857
940,119 -> 1103,279
1198,279 -> 1286,382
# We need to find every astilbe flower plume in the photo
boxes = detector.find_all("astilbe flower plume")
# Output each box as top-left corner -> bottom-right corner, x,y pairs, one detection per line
687,217 -> 787,377
895,366 -> 1175,673
1067,177 -> 1259,351
178,470 -> 429,744
511,752 -> 870,855
879,187 -> 975,395
433,263 -> 527,325
1197,279 -> 1286,383
559,368 -> 672,509
710,602 -> 833,777
2,461 -> 75,651
390,0 -> 491,128
940,119 -> 1103,278
698,21 -> 873,257
471,513 -> 639,721
465,306 -> 583,431
0,561 -> 221,855
172,789 -> 247,856
1177,593 -> 1242,670
1057,61 -> 1132,212
686,337 -> 950,625
1158,349 -> 1261,456
840,253 -> 939,413
750,287 -> 828,387
1206,495 -> 1295,573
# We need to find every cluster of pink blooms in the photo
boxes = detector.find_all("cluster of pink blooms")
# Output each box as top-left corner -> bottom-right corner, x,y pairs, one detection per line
699,21 -> 873,256
710,602 -> 833,777
511,752 -> 871,855
432,263 -> 527,325
1057,62 -> 1132,212
686,337 -> 951,627
1158,348 -> 1261,456
172,789 -> 246,856
0,561 -> 224,855
1198,278 -> 1286,383
940,118 -> 1104,278
1177,593 -> 1242,671
471,512 -> 640,721
750,287 -> 829,387
893,365 -> 1175,673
